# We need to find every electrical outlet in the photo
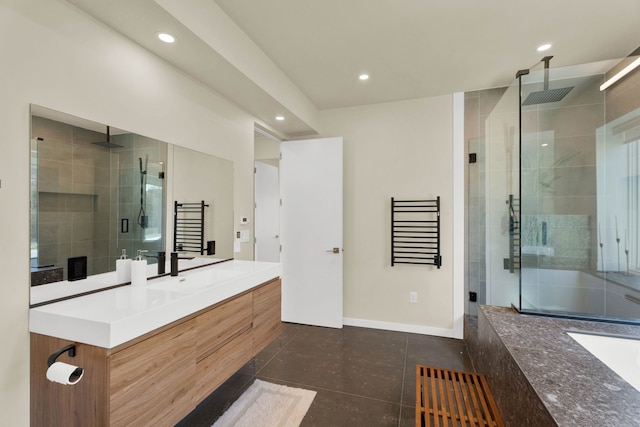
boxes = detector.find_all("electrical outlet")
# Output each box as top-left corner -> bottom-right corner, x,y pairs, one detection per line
410,292 -> 418,303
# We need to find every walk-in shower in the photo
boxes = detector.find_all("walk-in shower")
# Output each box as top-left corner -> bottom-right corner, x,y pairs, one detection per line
467,53 -> 640,323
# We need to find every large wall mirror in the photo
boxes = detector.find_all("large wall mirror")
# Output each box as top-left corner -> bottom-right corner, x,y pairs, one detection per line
30,105 -> 234,305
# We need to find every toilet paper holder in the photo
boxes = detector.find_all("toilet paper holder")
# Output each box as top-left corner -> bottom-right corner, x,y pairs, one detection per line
47,344 -> 77,367
47,344 -> 84,384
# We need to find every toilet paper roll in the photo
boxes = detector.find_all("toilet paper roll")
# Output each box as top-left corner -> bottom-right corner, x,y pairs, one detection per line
46,362 -> 84,385
131,259 -> 147,287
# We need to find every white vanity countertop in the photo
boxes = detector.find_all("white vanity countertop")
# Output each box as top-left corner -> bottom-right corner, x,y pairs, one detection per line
29,260 -> 282,349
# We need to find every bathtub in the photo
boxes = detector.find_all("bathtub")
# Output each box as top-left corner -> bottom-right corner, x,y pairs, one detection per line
521,268 -> 640,319
568,331 -> 640,393
521,268 -> 605,314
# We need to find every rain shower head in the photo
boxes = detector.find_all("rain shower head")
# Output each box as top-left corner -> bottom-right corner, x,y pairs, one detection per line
92,125 -> 123,148
522,87 -> 573,105
521,56 -> 574,106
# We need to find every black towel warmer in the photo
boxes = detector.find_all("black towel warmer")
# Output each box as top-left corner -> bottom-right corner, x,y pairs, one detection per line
391,196 -> 441,268
507,194 -> 520,273
173,201 -> 209,255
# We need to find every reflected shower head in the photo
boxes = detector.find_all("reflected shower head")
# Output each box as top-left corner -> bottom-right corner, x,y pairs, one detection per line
92,125 -> 122,148
521,56 -> 574,106
92,141 -> 123,148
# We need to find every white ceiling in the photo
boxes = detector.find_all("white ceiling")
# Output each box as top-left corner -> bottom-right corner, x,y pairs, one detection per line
65,0 -> 640,138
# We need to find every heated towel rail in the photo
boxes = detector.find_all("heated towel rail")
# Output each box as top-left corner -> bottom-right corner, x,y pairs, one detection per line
173,201 -> 209,255
391,197 -> 441,268
507,194 -> 520,273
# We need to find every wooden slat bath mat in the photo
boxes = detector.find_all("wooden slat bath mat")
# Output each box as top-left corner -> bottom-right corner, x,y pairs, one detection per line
416,365 -> 504,427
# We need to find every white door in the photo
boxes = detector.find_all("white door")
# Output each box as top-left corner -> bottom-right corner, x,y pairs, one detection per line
254,161 -> 280,262
280,137 -> 343,329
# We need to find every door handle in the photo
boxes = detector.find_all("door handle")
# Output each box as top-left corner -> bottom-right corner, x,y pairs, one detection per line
326,247 -> 340,254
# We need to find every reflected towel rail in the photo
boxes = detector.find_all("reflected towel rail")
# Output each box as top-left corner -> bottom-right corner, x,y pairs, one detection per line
174,201 -> 209,255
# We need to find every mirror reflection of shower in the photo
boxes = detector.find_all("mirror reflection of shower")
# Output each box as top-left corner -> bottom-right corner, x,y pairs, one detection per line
137,155 -> 148,229
29,108 -> 168,281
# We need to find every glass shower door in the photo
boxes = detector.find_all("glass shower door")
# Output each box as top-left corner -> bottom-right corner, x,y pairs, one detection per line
483,80 -> 521,308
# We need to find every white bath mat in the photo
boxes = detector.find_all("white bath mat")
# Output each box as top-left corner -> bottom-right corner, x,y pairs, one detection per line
212,379 -> 316,427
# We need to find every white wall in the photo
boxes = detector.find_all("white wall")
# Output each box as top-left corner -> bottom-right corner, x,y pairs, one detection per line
0,1 -> 256,424
318,96 -> 457,335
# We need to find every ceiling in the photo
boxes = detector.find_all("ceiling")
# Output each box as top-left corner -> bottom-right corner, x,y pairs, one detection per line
65,0 -> 640,138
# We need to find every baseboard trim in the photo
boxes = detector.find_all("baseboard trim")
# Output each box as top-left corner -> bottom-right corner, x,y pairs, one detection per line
343,317 -> 456,338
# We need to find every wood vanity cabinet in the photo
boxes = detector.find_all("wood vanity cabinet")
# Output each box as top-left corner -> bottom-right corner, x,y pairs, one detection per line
30,278 -> 282,427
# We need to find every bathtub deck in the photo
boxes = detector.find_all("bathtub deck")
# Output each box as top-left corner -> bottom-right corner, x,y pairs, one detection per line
470,306 -> 640,426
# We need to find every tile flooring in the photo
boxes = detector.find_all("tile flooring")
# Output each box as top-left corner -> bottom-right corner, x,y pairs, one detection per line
176,323 -> 474,427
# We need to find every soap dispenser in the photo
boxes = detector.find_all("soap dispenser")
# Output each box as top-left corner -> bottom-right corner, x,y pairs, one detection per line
116,249 -> 132,284
131,250 -> 148,287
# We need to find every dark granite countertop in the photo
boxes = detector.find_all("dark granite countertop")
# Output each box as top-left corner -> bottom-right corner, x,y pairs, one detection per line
480,306 -> 640,426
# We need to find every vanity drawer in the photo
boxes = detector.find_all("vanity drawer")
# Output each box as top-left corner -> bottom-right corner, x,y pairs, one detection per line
109,319 -> 196,427
195,292 -> 253,361
193,327 -> 253,403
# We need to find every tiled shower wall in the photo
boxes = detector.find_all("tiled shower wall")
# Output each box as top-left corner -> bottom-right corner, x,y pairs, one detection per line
520,73 -> 604,272
32,116 -> 113,278
520,214 -> 591,269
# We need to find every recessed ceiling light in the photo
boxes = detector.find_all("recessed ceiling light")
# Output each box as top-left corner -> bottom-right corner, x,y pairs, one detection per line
275,116 -> 285,121
157,33 -> 176,43
537,43 -> 552,52
541,143 -> 549,147
359,74 -> 369,81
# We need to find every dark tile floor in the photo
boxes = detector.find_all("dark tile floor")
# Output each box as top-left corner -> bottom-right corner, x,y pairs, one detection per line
176,323 -> 474,427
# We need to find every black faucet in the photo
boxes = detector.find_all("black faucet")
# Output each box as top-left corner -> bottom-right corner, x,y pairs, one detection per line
144,251 -> 166,275
170,252 -> 194,276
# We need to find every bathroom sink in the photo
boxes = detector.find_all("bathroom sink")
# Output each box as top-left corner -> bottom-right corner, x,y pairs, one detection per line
521,246 -> 555,256
150,268 -> 244,292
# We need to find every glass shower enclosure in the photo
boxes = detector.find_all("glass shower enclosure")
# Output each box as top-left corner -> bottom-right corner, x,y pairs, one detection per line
476,54 -> 640,323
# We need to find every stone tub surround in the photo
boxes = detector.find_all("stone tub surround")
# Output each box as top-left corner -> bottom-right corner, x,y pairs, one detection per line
29,259 -> 281,348
471,306 -> 640,427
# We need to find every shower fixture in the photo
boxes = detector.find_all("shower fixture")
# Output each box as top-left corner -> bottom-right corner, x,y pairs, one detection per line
137,155 -> 148,229
91,125 -> 123,148
521,56 -> 574,106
